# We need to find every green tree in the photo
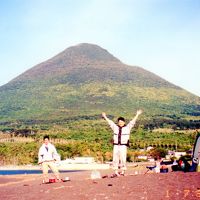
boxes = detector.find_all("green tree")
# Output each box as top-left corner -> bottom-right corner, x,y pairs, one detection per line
148,147 -> 167,159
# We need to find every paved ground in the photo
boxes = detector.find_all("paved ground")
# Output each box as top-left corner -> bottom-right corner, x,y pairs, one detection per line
0,169 -> 200,200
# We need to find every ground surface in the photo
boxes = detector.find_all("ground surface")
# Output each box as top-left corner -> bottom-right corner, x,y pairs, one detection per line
0,168 -> 200,200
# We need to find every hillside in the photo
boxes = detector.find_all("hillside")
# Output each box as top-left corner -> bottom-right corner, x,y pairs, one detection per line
0,43 -> 200,128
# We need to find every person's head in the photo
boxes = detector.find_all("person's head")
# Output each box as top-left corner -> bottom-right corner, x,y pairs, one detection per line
43,135 -> 50,145
117,117 -> 126,127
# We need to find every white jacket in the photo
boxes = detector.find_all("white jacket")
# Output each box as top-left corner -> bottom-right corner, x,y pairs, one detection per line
38,143 -> 59,163
107,119 -> 136,145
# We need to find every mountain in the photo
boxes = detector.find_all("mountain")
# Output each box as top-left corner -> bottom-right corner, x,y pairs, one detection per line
5,43 -> 178,87
0,43 -> 200,127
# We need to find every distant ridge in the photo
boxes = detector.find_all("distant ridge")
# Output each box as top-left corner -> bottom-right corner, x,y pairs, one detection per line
0,43 -> 200,124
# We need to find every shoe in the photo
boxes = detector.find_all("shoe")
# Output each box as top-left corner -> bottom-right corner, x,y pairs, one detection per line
42,180 -> 50,184
102,175 -> 108,178
110,173 -> 120,178
120,172 -> 125,176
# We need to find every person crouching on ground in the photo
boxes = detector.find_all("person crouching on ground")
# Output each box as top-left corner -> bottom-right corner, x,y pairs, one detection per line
38,135 -> 61,183
102,110 -> 142,177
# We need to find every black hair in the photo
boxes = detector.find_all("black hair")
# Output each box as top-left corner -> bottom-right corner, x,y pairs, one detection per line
117,117 -> 125,122
43,135 -> 49,140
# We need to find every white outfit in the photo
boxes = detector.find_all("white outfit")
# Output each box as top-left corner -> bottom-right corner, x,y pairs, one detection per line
38,143 -> 60,181
106,118 -> 136,171
38,143 -> 59,163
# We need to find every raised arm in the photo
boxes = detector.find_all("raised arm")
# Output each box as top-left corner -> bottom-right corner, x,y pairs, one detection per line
132,109 -> 143,122
127,109 -> 143,129
102,112 -> 117,130
102,112 -> 109,122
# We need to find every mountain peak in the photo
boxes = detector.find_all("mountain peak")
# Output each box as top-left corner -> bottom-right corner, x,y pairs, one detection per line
10,43 -> 122,83
54,43 -> 121,63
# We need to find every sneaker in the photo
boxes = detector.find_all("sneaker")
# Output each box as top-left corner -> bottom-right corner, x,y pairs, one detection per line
42,180 -> 49,184
102,175 -> 108,178
120,171 -> 125,176
110,173 -> 120,178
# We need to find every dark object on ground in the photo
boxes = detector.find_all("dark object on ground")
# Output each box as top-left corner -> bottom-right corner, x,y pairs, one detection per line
144,165 -> 156,174
160,168 -> 168,173
171,156 -> 192,172
171,164 -> 179,171
178,156 -> 191,172
146,166 -> 156,170
160,160 -> 173,165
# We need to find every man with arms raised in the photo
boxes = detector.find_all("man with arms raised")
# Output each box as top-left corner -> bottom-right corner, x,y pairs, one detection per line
102,110 -> 142,177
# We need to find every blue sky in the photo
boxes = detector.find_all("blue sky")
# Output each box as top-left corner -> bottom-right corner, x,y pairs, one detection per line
0,0 -> 200,96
